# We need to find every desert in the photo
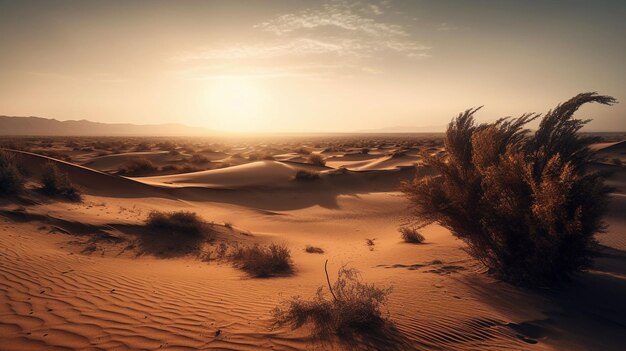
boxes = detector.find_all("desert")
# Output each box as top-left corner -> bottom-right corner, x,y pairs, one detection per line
1,1 -> 625,350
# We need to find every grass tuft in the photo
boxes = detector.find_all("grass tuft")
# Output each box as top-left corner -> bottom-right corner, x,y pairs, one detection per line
232,243 -> 293,277
273,265 -> 391,339
398,226 -> 425,244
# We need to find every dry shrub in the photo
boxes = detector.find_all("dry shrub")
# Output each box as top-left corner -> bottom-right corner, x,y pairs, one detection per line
307,154 -> 326,166
134,142 -> 150,151
189,154 -> 209,164
0,151 -> 24,195
296,147 -> 311,155
118,157 -> 157,175
40,162 -> 82,201
146,211 -> 207,237
232,243 -> 293,277
402,92 -> 616,286
273,265 -> 391,339
398,227 -> 425,244
143,211 -> 212,256
305,245 -> 325,254
294,169 -> 320,181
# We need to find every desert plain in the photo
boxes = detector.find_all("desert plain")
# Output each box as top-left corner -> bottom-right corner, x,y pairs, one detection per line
0,134 -> 625,351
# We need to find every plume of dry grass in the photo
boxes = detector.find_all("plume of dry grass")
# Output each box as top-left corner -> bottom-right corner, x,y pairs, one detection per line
402,92 -> 616,286
273,265 -> 391,339
398,226 -> 425,244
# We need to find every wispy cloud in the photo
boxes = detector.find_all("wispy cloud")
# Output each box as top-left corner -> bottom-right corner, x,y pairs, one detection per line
436,22 -> 457,32
174,0 -> 428,79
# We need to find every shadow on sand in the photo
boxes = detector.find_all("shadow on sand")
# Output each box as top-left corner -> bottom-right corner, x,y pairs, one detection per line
461,244 -> 626,351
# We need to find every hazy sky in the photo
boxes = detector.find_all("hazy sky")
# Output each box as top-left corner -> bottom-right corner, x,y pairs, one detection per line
1,0 -> 624,132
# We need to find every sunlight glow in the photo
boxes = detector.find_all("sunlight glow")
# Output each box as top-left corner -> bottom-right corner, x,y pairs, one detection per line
205,77 -> 269,132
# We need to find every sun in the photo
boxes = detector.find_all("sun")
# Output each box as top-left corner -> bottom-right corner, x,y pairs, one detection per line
205,77 -> 269,132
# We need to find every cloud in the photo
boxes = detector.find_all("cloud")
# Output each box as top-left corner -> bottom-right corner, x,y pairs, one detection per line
436,22 -> 457,32
255,1 -> 403,37
176,38 -> 355,61
174,0 -> 428,79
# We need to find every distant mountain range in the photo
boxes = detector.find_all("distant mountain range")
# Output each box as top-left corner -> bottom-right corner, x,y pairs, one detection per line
0,116 -> 211,136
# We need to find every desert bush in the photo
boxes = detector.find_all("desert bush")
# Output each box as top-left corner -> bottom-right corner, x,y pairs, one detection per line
296,147 -> 311,155
0,151 -> 24,195
118,157 -> 158,175
40,162 -> 82,201
232,243 -> 292,277
305,245 -> 325,254
143,211 -> 212,256
294,169 -> 320,181
307,154 -> 326,166
273,265 -> 391,339
146,211 -> 208,237
402,92 -> 616,286
135,142 -> 151,151
398,226 -> 425,244
189,154 -> 209,164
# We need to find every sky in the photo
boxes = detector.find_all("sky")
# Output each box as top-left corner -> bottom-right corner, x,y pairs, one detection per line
0,0 -> 624,133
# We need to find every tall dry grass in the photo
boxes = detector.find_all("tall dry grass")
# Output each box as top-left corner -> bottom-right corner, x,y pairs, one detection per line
402,92 -> 616,286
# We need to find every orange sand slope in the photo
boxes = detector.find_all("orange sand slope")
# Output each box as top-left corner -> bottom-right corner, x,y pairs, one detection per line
1,143 -> 626,351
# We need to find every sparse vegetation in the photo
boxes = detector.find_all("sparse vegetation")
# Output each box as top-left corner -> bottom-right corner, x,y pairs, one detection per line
273,264 -> 391,339
118,157 -> 158,175
189,154 -> 209,164
307,154 -> 326,166
305,245 -> 325,254
296,147 -> 311,155
146,211 -> 208,237
402,92 -> 616,286
40,163 -> 82,201
399,226 -> 425,244
294,169 -> 320,181
0,151 -> 24,195
232,243 -> 293,277
142,211 -> 213,256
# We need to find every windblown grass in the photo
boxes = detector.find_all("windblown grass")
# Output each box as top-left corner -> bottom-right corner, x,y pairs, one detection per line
402,92 -> 616,286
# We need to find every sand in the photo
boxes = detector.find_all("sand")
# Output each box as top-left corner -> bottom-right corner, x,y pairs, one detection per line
1,138 -> 625,351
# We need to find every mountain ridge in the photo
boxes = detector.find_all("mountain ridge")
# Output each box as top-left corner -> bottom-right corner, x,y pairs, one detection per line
0,115 -> 211,136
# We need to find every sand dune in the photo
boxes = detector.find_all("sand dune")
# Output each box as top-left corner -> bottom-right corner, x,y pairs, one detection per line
6,150 -> 163,198
81,151 -> 178,172
136,160 -> 298,189
2,137 -> 626,351
326,154 -> 421,171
